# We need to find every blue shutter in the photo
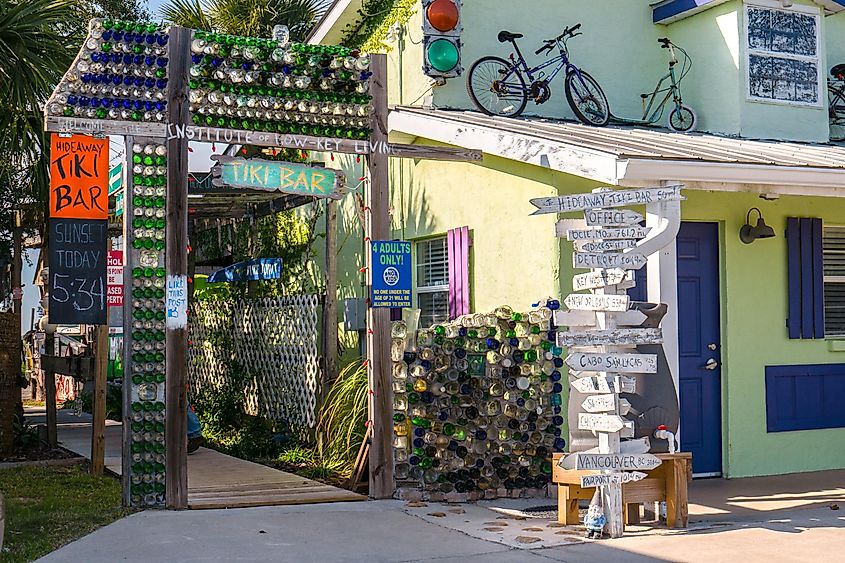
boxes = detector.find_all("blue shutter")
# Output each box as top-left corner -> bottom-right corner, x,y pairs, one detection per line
786,217 -> 824,339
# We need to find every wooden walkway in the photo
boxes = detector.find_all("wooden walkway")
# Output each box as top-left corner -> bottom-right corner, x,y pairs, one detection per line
36,408 -> 365,509
187,447 -> 364,509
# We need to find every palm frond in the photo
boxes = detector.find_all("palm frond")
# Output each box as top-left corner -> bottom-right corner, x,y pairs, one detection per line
159,0 -> 215,31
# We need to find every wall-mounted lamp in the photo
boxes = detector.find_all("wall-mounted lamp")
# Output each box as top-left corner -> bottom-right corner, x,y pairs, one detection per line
740,207 -> 776,244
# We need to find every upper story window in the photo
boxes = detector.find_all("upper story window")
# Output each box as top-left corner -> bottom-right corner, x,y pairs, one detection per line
745,1 -> 822,107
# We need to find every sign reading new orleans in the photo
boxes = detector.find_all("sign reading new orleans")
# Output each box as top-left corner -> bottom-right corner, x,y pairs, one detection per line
210,156 -> 346,199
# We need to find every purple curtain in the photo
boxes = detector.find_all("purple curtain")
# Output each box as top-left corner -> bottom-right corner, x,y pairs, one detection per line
448,226 -> 470,319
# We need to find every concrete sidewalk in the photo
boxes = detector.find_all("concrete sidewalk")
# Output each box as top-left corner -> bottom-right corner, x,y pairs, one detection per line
38,495 -> 845,563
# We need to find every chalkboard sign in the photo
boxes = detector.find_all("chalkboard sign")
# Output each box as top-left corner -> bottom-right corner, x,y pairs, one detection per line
49,218 -> 108,325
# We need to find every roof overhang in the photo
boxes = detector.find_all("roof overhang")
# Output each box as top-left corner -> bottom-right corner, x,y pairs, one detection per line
388,107 -> 845,198
308,0 -> 365,45
651,0 -> 845,23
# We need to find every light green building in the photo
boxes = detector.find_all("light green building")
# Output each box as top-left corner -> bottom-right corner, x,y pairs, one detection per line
309,0 -> 845,478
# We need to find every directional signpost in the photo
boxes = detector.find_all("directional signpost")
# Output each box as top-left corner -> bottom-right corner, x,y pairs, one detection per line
532,185 -> 683,538
581,472 -> 647,488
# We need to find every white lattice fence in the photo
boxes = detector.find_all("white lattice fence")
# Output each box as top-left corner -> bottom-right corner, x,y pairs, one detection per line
188,295 -> 321,427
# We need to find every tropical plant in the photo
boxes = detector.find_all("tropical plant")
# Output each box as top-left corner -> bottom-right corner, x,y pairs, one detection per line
160,0 -> 331,41
315,358 -> 368,478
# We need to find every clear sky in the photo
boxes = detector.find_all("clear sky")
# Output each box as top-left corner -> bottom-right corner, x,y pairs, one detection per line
147,0 -> 168,19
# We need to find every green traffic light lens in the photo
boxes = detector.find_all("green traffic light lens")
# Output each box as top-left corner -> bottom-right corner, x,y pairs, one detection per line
427,38 -> 459,72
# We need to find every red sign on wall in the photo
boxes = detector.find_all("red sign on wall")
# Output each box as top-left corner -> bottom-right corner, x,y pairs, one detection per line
107,250 -> 123,307
49,134 -> 109,219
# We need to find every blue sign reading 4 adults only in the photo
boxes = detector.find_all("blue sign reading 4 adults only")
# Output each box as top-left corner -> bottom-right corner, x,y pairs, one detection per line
371,240 -> 412,308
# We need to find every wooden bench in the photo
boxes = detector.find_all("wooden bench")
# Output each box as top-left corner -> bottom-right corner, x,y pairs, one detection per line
552,452 -> 692,529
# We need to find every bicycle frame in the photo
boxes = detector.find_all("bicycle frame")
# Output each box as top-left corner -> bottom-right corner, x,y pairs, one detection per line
611,42 -> 690,126
499,39 -> 585,96
638,68 -> 682,124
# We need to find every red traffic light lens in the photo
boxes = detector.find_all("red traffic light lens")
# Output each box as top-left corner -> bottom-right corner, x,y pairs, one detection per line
427,0 -> 459,32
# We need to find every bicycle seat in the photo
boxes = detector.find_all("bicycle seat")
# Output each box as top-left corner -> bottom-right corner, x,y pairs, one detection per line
832,63 -> 845,79
497,31 -> 523,43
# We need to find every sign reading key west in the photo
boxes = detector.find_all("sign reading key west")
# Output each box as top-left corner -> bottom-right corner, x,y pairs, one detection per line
211,155 -> 346,199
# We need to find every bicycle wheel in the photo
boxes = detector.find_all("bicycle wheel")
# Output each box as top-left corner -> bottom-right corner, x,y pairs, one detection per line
564,70 -> 610,126
466,56 -> 528,117
667,104 -> 697,132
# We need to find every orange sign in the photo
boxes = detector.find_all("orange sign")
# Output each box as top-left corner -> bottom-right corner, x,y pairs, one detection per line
49,134 -> 109,219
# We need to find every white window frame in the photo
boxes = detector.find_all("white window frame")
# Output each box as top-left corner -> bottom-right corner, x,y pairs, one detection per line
823,225 -> 845,337
415,236 -> 449,327
743,0 -> 823,108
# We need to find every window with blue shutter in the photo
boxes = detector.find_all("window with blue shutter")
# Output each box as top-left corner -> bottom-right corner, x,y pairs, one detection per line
786,217 -> 824,339
766,363 -> 845,432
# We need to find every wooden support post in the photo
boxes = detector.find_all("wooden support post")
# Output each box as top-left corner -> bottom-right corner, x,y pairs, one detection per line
90,324 -> 108,475
121,136 -> 135,505
365,54 -> 394,499
594,189 -> 624,539
165,26 -> 190,510
44,334 -> 57,448
322,199 -> 338,393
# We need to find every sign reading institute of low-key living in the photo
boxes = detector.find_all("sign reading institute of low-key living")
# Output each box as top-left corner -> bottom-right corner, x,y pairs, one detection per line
210,156 -> 346,200
371,240 -> 412,308
49,134 -> 109,219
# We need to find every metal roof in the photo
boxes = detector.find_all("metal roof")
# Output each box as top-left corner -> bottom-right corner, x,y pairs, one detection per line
392,106 -> 845,169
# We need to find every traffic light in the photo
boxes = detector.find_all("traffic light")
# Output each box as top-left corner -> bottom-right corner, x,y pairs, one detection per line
422,0 -> 462,79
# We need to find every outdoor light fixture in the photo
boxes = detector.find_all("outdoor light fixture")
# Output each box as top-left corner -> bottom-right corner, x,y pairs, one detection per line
739,207 -> 776,244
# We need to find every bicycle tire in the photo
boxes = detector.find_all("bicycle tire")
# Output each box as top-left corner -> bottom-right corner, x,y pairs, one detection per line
466,56 -> 528,117
668,104 -> 697,132
564,70 -> 610,126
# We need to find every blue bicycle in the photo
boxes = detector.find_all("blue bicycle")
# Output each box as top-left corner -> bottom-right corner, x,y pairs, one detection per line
467,24 -> 610,125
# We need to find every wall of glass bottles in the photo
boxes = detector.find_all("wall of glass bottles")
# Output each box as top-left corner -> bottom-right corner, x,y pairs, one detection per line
187,29 -> 372,139
392,303 -> 566,499
126,140 -> 168,507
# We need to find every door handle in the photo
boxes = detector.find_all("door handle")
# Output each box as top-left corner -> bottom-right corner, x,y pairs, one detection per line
703,358 -> 719,370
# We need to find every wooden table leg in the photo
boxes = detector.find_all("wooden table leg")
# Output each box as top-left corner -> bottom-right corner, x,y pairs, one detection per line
558,485 -> 580,525
665,459 -> 689,528
626,503 -> 641,525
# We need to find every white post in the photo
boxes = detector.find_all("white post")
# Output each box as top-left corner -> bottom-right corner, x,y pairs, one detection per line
645,195 -> 681,438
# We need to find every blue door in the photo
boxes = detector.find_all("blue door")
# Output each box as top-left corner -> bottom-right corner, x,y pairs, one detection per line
677,222 -> 722,475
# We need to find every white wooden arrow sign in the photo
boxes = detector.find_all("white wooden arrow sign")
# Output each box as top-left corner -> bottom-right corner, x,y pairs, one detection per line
572,269 -> 631,291
564,436 -> 651,458
580,472 -> 648,488
567,352 -> 657,373
575,239 -> 638,252
530,185 -> 683,215
558,328 -> 663,347
578,413 -> 628,433
565,226 -> 651,241
573,252 -> 647,270
570,374 -> 637,394
581,393 -> 620,413
577,453 -> 662,471
554,308 -> 647,328
585,209 -> 643,226
564,293 -> 630,312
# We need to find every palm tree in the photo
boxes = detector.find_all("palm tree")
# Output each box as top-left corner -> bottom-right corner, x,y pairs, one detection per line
161,0 -> 331,41
0,0 -> 77,453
